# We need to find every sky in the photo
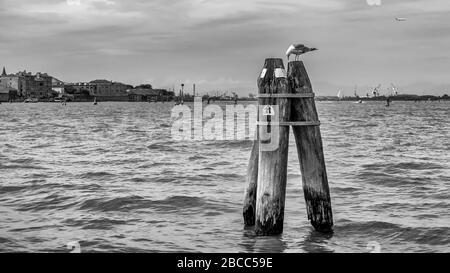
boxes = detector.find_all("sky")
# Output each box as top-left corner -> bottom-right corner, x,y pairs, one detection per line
0,0 -> 450,96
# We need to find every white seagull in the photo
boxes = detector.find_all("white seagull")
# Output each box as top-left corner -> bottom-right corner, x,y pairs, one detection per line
286,44 -> 318,61
395,17 -> 406,22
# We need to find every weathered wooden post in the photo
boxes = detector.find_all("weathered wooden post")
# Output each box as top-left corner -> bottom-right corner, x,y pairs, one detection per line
287,61 -> 333,232
243,140 -> 259,226
254,58 -> 291,235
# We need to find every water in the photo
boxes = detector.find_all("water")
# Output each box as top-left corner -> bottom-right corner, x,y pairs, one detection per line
0,101 -> 449,253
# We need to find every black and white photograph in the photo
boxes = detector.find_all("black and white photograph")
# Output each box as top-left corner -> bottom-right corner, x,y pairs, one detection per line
0,0 -> 449,259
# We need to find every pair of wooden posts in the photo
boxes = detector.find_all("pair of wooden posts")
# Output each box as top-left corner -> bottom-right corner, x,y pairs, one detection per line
243,58 -> 333,235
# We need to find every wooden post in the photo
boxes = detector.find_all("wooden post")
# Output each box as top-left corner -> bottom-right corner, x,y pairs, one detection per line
255,58 -> 291,235
287,61 -> 333,232
243,139 -> 259,226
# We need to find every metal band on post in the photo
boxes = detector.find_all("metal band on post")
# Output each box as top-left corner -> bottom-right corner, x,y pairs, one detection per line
256,93 -> 319,127
256,121 -> 321,127
256,93 -> 315,99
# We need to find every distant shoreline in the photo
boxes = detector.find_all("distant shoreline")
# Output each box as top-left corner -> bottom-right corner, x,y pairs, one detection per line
316,94 -> 449,102
2,95 -> 449,104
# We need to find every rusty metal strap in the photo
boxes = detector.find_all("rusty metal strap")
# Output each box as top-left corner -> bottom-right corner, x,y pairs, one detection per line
256,121 -> 321,126
256,93 -> 315,98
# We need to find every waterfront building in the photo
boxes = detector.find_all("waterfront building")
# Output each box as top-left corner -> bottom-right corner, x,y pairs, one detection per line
127,88 -> 160,101
127,87 -> 174,102
32,72 -> 53,98
63,80 -> 133,101
89,79 -> 132,101
0,86 -> 13,102
64,82 -> 96,94
0,67 -> 53,99
0,68 -> 18,101
52,78 -> 65,95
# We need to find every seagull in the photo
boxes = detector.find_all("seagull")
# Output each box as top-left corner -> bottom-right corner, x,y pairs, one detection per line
395,17 -> 406,22
286,44 -> 318,61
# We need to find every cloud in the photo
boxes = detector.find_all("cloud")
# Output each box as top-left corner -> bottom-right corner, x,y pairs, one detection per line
66,0 -> 115,6
0,0 -> 449,95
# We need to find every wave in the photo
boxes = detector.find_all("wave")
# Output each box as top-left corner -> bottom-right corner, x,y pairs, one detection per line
78,195 -> 234,214
17,193 -> 76,212
331,187 -> 361,194
188,155 -> 207,160
78,171 -> 115,179
203,140 -> 253,149
147,143 -> 177,152
0,163 -> 48,170
337,220 -> 402,232
336,220 -> 450,246
392,162 -> 444,170
363,161 -> 445,171
0,186 -> 28,194
61,218 -> 130,230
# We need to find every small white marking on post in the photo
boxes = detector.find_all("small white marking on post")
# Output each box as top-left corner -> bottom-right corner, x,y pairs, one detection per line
260,68 -> 267,79
275,68 -> 286,78
262,105 -> 275,116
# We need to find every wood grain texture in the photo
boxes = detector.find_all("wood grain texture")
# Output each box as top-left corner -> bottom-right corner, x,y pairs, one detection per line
255,58 -> 291,235
243,139 -> 259,226
287,61 -> 334,233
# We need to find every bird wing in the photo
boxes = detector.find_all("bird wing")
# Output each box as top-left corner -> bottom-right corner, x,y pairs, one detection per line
286,45 -> 295,56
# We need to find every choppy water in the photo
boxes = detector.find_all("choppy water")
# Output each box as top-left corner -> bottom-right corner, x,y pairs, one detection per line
0,101 -> 449,253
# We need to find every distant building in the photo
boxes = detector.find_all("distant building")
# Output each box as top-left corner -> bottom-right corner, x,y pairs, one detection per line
33,72 -> 53,98
64,82 -> 96,95
128,88 -> 160,102
0,87 -> 9,102
127,87 -> 174,102
89,79 -> 132,97
52,78 -> 66,94
0,86 -> 17,102
62,80 -> 132,101
87,79 -> 132,101
0,67 -> 53,99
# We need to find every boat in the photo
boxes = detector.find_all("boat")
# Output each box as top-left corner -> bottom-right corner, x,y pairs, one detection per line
93,97 -> 98,105
354,100 -> 364,104
24,98 -> 38,103
337,90 -> 344,101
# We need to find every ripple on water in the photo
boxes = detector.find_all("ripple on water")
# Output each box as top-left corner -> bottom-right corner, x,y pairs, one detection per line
78,172 -> 115,179
78,195 -> 235,215
1,101 -> 449,252
17,193 -> 76,212
0,185 -> 28,195
0,163 -> 49,170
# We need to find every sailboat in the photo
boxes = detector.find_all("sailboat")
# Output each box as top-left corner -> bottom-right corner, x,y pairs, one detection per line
391,83 -> 399,97
353,85 -> 363,103
337,90 -> 343,101
93,97 -> 98,105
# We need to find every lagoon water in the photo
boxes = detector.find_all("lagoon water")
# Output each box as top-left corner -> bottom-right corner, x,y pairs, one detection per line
0,101 -> 449,253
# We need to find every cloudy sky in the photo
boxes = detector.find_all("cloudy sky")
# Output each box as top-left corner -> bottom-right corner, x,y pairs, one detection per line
0,0 -> 449,95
